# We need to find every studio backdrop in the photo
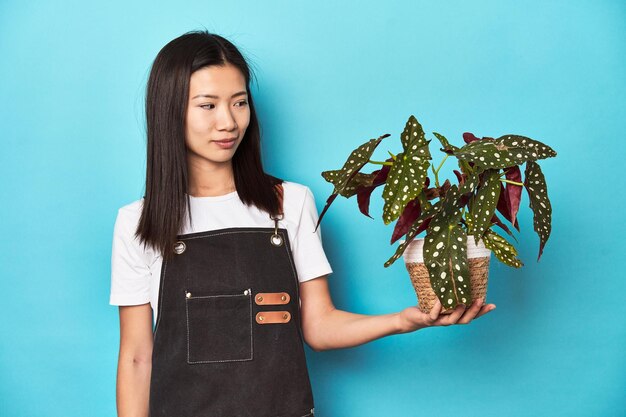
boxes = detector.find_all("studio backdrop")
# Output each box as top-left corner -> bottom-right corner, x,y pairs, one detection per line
0,1 -> 624,416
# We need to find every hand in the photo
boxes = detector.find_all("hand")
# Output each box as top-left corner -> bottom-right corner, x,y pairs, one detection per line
394,297 -> 496,334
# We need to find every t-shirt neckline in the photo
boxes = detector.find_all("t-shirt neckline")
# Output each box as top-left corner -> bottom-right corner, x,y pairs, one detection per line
185,190 -> 238,202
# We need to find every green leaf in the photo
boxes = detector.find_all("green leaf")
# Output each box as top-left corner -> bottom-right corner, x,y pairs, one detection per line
454,139 -> 532,168
381,115 -> 432,225
499,135 -> 557,160
458,169 -> 482,195
482,228 -> 523,268
320,133 -> 390,196
468,169 -> 501,245
423,185 -> 474,308
383,198 -> 443,268
321,170 -> 377,198
454,134 -> 556,169
317,133 -> 390,230
524,161 -> 552,261
433,132 -> 459,154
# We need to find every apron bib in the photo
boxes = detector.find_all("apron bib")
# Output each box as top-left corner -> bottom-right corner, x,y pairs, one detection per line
149,184 -> 315,417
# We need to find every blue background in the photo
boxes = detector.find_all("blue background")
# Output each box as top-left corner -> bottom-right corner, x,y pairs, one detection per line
1,1 -> 624,416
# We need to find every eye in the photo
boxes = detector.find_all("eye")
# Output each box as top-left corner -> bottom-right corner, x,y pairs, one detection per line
200,104 -> 215,110
235,100 -> 248,107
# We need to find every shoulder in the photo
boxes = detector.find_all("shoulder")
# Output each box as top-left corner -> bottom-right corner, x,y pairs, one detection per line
280,180 -> 309,196
112,197 -> 159,261
112,198 -> 146,245
115,198 -> 144,227
279,180 -> 314,209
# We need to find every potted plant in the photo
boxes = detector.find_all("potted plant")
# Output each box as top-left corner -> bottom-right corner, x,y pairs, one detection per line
315,115 -> 557,314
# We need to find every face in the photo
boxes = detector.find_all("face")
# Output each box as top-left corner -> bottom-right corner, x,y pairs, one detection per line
185,64 -> 250,167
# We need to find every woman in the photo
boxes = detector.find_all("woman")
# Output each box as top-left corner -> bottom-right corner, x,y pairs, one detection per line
109,30 -> 496,417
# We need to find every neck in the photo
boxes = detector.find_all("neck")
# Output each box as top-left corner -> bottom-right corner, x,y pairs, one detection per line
186,156 -> 236,197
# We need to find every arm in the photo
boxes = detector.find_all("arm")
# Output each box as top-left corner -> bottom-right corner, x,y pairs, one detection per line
299,275 -> 495,351
116,303 -> 153,417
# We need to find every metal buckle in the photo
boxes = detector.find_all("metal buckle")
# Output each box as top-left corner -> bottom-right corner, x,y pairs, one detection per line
173,241 -> 186,254
270,214 -> 283,246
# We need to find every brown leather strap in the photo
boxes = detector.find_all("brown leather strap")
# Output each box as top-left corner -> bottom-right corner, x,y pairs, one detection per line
273,183 -> 284,216
254,292 -> 290,305
256,311 -> 291,324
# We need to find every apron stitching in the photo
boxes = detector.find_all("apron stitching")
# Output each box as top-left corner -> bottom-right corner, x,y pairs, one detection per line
185,290 -> 254,364
154,229 -> 285,338
151,226 -> 315,413
180,228 -> 285,241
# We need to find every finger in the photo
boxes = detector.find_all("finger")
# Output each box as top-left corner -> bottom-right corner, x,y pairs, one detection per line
475,304 -> 496,319
436,302 -> 466,326
457,297 -> 484,324
428,299 -> 442,322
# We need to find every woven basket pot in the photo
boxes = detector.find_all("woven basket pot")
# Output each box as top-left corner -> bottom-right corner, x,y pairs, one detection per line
400,236 -> 491,314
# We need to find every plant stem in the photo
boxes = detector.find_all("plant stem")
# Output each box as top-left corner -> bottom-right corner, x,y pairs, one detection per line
369,160 -> 394,166
501,179 -> 524,186
431,154 -> 450,188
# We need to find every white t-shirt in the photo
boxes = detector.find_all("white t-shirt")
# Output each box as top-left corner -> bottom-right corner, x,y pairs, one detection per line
109,180 -> 333,326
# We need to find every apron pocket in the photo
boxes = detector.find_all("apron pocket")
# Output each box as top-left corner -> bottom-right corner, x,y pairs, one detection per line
184,288 -> 253,364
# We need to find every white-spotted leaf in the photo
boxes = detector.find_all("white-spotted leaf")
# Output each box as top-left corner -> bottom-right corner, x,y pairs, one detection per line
499,135 -> 557,160
454,135 -> 556,169
433,132 -> 459,154
381,115 -> 432,225
468,169 -> 501,245
321,170 -> 377,198
482,228 -> 523,268
384,198 -> 443,268
423,185 -> 473,308
524,161 -> 552,261
320,133 -> 390,196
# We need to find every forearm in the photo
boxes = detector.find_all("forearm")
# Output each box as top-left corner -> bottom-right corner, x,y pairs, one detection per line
116,356 -> 151,417
308,307 -> 413,351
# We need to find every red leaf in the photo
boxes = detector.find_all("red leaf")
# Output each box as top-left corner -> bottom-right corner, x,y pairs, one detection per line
504,166 -> 522,227
314,193 -> 339,232
355,162 -> 391,218
356,185 -> 377,218
453,169 -> 466,185
463,132 -> 480,144
459,193 -> 471,208
491,213 -> 518,242
495,166 -> 522,231
390,198 -> 421,244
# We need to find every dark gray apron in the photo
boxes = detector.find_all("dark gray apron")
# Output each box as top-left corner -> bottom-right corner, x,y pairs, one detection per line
149,185 -> 315,417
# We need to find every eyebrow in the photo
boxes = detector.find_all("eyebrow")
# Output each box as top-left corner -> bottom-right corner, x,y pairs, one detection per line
191,91 -> 248,100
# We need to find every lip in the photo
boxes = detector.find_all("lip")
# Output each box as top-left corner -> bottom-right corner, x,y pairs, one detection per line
212,137 -> 237,150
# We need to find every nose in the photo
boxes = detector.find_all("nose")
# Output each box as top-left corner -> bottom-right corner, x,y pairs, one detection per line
216,105 -> 237,131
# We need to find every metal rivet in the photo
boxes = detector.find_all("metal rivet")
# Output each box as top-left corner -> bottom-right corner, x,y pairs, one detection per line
270,234 -> 283,246
281,295 -> 286,301
283,313 -> 288,320
173,241 -> 186,254
186,292 -> 191,298
257,296 -> 263,302
244,289 -> 249,295
259,315 -> 264,321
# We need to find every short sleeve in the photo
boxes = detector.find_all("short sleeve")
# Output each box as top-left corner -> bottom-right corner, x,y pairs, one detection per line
291,186 -> 333,283
109,207 -> 152,305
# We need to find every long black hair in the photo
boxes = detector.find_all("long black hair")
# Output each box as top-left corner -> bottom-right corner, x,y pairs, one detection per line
136,30 -> 283,262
